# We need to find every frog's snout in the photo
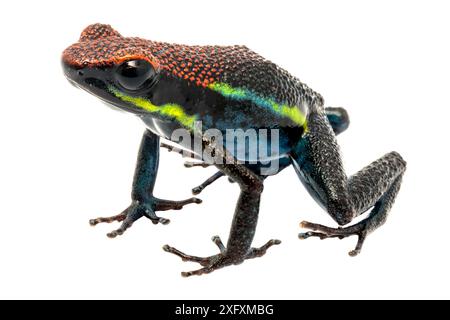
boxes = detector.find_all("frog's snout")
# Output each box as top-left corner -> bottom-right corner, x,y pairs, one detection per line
61,58 -> 84,88
62,58 -> 108,92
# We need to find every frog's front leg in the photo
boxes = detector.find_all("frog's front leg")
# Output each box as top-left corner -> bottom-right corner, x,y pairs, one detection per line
291,105 -> 406,256
89,130 -> 201,238
163,138 -> 280,277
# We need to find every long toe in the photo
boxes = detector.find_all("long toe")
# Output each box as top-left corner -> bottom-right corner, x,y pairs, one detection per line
154,197 -> 202,211
163,245 -> 210,264
299,220 -> 369,256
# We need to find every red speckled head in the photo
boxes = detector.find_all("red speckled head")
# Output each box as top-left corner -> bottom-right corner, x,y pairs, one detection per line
62,24 -> 160,71
78,23 -> 122,42
62,23 -> 260,88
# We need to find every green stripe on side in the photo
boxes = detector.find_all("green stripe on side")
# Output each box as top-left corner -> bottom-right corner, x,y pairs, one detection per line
208,82 -> 308,130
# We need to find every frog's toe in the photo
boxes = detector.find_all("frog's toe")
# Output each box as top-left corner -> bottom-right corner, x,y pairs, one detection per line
163,236 -> 228,266
246,239 -> 282,259
164,236 -> 281,277
162,244 -> 212,265
184,161 -> 211,168
90,196 -> 201,238
191,171 -> 225,195
89,212 -> 127,226
163,244 -> 234,277
298,231 -> 347,244
299,220 -> 368,256
187,170 -> 236,195
154,197 -> 202,211
90,200 -> 169,238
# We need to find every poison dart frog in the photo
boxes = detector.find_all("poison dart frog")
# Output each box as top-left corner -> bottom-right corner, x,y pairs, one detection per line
62,24 -> 406,277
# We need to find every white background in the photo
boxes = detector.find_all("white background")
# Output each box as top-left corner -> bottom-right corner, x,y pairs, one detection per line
0,0 -> 449,299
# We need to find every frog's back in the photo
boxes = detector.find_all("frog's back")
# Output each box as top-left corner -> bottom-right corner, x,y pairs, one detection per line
147,41 -> 323,163
149,40 -> 322,113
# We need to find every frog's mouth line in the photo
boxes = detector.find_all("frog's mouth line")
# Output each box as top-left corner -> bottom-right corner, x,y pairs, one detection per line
65,75 -> 149,116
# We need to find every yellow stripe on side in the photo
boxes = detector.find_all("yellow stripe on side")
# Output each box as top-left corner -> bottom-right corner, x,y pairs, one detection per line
109,86 -> 197,130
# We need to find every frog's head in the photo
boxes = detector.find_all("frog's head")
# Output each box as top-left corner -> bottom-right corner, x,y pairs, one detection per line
62,24 -> 160,115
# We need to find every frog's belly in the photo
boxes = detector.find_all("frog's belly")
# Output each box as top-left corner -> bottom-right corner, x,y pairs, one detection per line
141,116 -> 295,163
221,133 -> 291,162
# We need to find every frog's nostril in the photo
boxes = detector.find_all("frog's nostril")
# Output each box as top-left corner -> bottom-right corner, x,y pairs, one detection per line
78,70 -> 84,77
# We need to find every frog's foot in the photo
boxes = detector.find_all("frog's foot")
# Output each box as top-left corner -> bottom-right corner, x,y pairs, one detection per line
163,236 -> 281,277
299,220 -> 368,257
89,197 -> 201,238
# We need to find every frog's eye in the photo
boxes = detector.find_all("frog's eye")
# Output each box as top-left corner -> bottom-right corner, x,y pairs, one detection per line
115,60 -> 156,91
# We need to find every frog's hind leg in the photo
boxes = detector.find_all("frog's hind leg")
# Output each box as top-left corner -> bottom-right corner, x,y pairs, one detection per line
160,141 -> 212,168
190,171 -> 236,195
164,137 -> 281,277
160,141 -> 196,158
298,157 -> 404,256
291,105 -> 406,256
89,130 -> 202,238
160,140 -> 235,195
191,171 -> 225,195
160,140 -> 231,193
184,161 -> 211,168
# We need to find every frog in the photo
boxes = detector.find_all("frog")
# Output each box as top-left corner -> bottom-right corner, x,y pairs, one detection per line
62,24 -> 406,277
